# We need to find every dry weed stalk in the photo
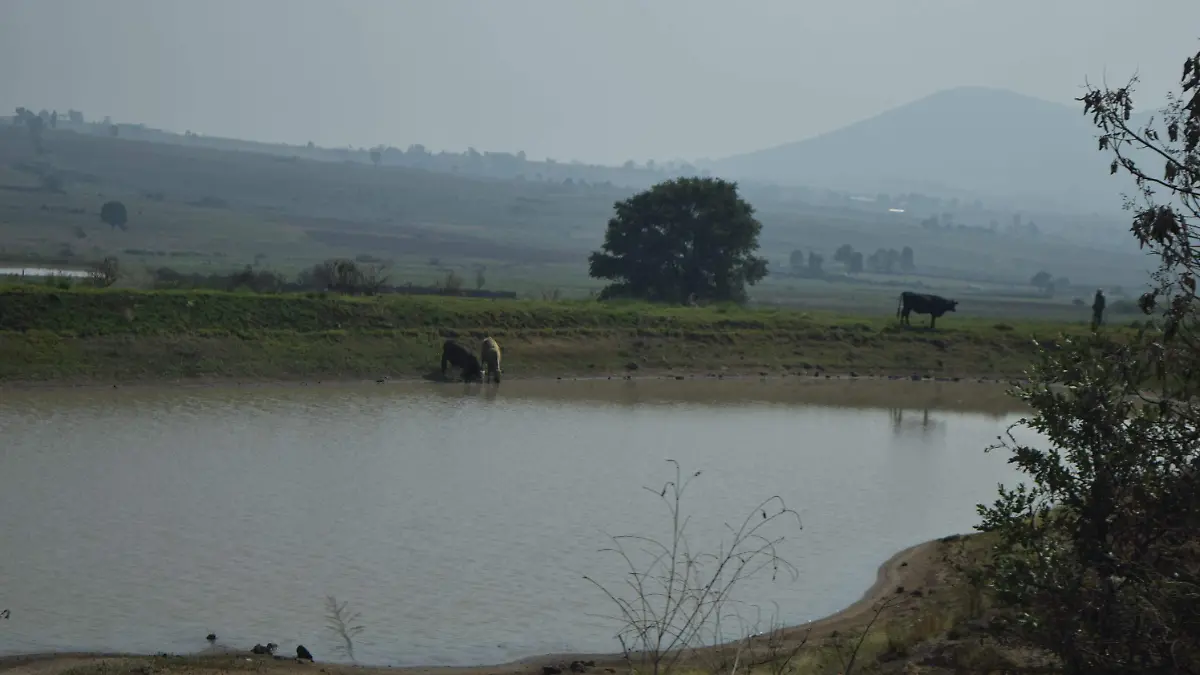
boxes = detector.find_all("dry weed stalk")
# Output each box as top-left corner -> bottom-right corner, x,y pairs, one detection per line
830,594 -> 901,675
324,595 -> 366,662
752,603 -> 811,675
584,460 -> 803,675
699,602 -> 811,675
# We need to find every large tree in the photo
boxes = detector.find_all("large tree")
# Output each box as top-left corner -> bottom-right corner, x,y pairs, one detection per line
976,47 -> 1200,674
587,177 -> 767,303
100,200 -> 128,232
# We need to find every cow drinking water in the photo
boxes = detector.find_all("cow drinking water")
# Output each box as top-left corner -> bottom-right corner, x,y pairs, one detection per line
441,339 -> 484,382
897,291 -> 958,329
480,336 -> 502,384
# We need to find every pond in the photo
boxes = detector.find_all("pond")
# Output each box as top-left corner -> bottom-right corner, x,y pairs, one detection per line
0,378 -> 1036,666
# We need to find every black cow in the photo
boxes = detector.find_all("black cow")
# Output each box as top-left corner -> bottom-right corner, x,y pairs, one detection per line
897,291 -> 958,329
441,339 -> 484,382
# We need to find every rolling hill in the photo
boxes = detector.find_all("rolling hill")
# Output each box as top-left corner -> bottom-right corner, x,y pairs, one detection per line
710,86 -> 1156,212
0,115 -> 1155,303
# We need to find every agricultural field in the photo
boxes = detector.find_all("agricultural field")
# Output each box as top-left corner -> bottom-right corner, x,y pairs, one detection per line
0,124 -> 1149,323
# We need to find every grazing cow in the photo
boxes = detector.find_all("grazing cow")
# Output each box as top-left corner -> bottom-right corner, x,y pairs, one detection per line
897,291 -> 959,329
441,339 -> 483,382
480,336 -> 502,384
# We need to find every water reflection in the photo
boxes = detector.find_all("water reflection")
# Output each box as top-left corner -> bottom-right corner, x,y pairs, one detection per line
889,408 -> 946,438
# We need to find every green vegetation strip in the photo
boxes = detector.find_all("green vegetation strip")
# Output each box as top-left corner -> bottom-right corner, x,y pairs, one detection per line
0,286 -> 1113,383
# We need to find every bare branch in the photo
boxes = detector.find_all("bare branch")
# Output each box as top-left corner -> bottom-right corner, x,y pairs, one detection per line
324,595 -> 366,663
586,461 -> 802,675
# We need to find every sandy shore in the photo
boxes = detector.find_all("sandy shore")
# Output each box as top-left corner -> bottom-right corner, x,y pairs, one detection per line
0,367 -> 1020,391
0,536 -> 952,675
0,371 -> 1031,417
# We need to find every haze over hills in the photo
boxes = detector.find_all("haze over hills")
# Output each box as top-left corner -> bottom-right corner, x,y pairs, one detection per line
708,86 -> 1158,213
10,84 -> 1169,220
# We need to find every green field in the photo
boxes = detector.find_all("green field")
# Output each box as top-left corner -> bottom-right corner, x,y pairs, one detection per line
0,124 -> 1152,321
0,285 -> 1128,384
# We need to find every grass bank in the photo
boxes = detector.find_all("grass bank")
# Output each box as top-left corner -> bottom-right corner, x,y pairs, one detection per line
0,285 -> 1118,384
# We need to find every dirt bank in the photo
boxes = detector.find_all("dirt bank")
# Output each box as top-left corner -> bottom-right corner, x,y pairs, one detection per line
0,366 -> 1025,392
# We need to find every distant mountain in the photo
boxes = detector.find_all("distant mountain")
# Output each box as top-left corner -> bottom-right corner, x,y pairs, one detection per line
709,86 -> 1157,212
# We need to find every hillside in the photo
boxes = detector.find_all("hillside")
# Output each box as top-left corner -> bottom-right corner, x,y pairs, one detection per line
710,86 -> 1155,212
17,117 -> 675,191
0,122 -> 1154,308
0,125 -> 623,290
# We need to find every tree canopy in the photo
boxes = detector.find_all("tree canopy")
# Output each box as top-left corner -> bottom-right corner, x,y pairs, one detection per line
976,46 -> 1200,674
100,200 -> 128,232
587,177 -> 767,303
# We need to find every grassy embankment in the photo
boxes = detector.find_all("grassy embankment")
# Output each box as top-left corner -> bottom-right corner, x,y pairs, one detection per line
0,284 -> 1119,384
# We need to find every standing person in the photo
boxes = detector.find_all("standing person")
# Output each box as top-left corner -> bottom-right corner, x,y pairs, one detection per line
1091,289 -> 1106,331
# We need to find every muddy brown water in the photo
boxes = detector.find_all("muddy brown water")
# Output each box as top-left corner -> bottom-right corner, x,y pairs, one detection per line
0,378 -> 1036,666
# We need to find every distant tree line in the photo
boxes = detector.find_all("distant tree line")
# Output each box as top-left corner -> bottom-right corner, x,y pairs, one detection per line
1,256 -> 516,299
788,249 -> 825,277
12,107 -> 47,153
787,244 -> 916,277
145,258 -> 513,298
919,212 -> 1039,237
1030,270 -> 1072,297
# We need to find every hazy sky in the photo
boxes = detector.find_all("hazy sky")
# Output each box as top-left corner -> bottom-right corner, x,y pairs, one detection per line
2,0 -> 1198,165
